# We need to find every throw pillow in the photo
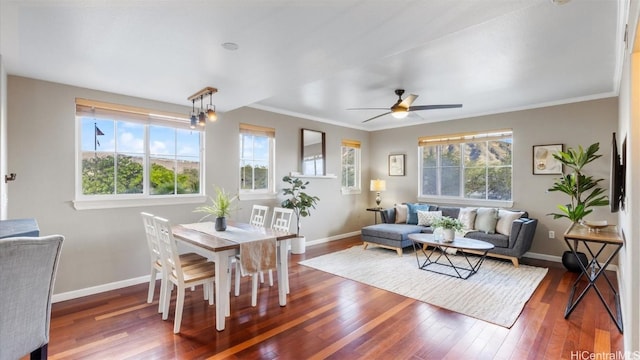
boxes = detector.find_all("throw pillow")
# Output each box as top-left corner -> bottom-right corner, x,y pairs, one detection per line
496,210 -> 525,236
457,207 -> 477,230
395,204 -> 408,224
406,203 -> 430,225
417,210 -> 442,226
474,207 -> 499,234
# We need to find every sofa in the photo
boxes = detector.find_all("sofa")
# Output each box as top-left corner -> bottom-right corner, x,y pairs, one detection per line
360,204 -> 538,267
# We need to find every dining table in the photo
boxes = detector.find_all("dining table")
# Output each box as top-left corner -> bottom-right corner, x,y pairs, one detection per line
171,221 -> 296,331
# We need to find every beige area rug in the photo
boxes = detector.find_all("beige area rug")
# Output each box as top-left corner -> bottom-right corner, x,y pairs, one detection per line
299,245 -> 548,328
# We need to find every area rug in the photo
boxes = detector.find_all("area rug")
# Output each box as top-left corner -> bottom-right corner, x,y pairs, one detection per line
299,245 -> 548,328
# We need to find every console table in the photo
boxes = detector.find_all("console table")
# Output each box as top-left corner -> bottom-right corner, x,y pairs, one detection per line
563,223 -> 623,333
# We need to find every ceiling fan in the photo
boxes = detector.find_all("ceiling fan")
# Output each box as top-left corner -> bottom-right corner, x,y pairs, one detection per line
349,89 -> 462,123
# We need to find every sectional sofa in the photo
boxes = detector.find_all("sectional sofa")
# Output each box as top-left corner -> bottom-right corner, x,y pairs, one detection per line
360,203 -> 538,267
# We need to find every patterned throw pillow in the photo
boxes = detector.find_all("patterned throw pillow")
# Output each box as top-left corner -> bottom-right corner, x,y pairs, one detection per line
395,204 -> 408,224
417,210 -> 442,226
474,208 -> 499,234
458,207 -> 477,230
406,203 -> 430,225
496,210 -> 525,235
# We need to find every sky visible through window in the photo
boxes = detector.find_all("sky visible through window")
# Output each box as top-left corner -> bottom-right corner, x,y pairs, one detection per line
81,118 -> 200,159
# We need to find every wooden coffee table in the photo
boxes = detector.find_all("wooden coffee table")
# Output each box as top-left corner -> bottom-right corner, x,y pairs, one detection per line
408,233 -> 494,279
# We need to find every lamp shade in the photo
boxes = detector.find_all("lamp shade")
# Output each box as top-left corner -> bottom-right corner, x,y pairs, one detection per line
370,179 -> 386,192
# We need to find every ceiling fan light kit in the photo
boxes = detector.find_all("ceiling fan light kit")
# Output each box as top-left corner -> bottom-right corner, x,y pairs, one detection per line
188,87 -> 218,128
350,88 -> 462,123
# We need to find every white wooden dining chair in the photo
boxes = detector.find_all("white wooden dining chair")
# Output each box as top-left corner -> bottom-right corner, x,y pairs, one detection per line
270,207 -> 294,294
141,212 -> 207,313
232,204 -> 274,304
249,205 -> 269,227
154,216 -> 216,334
271,207 -> 294,233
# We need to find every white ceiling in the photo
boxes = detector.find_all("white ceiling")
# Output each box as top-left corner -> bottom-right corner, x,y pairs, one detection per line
0,0 -> 623,131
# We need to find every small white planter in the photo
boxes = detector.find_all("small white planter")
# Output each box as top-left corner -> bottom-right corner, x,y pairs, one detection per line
442,228 -> 455,242
291,236 -> 306,254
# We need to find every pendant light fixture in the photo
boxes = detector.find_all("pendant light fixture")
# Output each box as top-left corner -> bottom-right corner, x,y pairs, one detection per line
198,95 -> 206,127
190,99 -> 197,129
207,93 -> 217,122
188,87 -> 218,126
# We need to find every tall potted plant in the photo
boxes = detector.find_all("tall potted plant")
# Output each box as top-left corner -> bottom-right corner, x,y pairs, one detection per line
281,175 -> 320,254
547,143 -> 609,272
547,143 -> 609,223
194,185 -> 238,231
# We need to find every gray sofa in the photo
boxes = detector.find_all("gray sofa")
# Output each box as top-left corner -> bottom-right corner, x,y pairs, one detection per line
360,205 -> 538,267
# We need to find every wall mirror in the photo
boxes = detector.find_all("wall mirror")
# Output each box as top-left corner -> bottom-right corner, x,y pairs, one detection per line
301,128 -> 326,176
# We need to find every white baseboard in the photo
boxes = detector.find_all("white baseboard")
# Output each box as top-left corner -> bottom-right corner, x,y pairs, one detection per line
51,231 -> 362,303
306,230 -> 361,247
52,275 -> 151,303
57,232 -> 607,303
524,251 -> 619,272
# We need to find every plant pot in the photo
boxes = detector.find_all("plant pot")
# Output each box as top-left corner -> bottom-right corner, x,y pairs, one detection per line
561,250 -> 588,273
291,236 -> 306,254
215,217 -> 227,231
442,228 -> 455,242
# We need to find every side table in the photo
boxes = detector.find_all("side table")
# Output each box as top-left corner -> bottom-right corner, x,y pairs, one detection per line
366,207 -> 383,224
563,223 -> 623,333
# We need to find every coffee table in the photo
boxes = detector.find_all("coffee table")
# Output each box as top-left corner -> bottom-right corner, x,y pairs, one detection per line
408,233 -> 494,279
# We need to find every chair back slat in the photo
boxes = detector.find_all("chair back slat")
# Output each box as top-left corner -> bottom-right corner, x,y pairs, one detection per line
141,212 -> 161,265
250,205 -> 269,227
271,207 -> 293,232
153,217 -> 184,283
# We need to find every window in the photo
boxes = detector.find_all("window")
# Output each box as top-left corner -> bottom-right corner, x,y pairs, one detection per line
74,98 -> 204,209
418,129 -> 512,204
341,139 -> 361,194
239,123 -> 275,199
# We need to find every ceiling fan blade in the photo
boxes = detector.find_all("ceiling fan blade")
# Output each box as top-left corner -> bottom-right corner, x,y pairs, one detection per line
362,111 -> 392,123
399,94 -> 418,108
347,107 -> 391,111
409,104 -> 463,111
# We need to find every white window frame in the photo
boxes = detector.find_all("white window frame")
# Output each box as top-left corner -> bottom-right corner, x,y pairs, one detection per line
341,139 -> 361,195
73,98 -> 205,210
417,129 -> 513,208
239,123 -> 276,201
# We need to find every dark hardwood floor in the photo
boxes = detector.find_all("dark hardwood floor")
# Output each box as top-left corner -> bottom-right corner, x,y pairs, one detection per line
42,236 -> 623,359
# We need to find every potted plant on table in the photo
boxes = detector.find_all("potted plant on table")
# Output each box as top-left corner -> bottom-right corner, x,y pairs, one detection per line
431,216 -> 463,243
281,175 -> 320,254
194,185 -> 238,231
547,142 -> 609,272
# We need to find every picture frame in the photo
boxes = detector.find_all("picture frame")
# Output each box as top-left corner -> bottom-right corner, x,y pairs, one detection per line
389,154 -> 405,176
532,144 -> 563,175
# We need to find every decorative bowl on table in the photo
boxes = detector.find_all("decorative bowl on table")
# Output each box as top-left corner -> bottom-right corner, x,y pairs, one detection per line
582,220 -> 608,231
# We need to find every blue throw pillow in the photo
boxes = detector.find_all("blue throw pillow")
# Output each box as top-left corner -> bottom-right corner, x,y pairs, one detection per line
406,203 -> 430,225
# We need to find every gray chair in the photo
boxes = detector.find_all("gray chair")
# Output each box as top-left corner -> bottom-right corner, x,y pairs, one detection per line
0,235 -> 64,360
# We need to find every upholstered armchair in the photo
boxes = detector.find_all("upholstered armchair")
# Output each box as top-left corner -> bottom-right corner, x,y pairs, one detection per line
0,235 -> 64,360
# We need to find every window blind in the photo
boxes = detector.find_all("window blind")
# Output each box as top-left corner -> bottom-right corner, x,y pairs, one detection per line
418,129 -> 512,146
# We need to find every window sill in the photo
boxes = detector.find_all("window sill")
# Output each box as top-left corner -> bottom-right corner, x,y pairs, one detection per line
341,188 -> 362,195
417,196 -> 514,208
289,172 -> 337,179
73,195 -> 207,210
238,192 -> 277,201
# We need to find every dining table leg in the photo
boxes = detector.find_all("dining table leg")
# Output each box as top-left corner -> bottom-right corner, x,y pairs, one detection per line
278,239 -> 289,306
214,250 -> 232,331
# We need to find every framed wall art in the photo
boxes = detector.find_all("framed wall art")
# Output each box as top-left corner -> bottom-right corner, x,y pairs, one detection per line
389,154 -> 405,176
532,144 -> 563,175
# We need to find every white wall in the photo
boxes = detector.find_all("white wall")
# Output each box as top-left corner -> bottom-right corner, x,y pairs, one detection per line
6,76 -> 370,295
617,0 -> 640,351
369,98 -> 619,259
0,55 -> 7,219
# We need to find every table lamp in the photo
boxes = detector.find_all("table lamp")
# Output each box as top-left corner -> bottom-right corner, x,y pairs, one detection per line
370,179 -> 386,208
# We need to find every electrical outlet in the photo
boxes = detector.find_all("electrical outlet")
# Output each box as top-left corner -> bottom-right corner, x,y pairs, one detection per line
549,231 -> 555,239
